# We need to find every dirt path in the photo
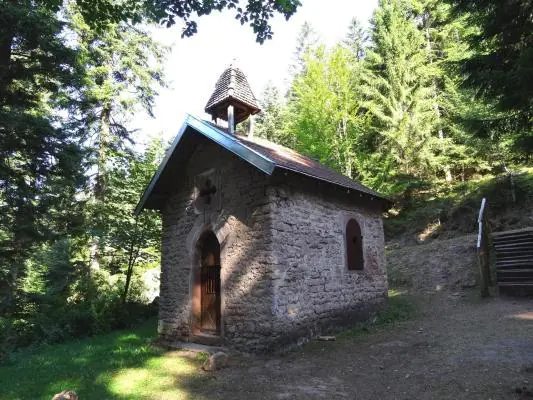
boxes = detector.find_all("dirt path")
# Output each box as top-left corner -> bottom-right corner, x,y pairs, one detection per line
185,292 -> 533,400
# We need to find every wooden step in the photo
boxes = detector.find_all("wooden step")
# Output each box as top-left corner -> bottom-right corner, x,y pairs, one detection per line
493,231 -> 533,238
497,275 -> 533,283
498,282 -> 533,287
496,263 -> 533,270
493,233 -> 533,240
492,236 -> 533,245
496,258 -> 533,265
493,242 -> 533,250
493,232 -> 533,239
495,254 -> 533,262
495,248 -> 533,255
492,227 -> 533,237
496,254 -> 533,262
496,268 -> 533,273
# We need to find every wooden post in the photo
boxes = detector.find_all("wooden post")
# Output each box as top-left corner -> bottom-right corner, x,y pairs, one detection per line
477,198 -> 490,297
227,105 -> 235,134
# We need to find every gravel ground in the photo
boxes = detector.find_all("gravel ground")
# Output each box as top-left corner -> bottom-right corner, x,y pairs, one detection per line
185,291 -> 533,400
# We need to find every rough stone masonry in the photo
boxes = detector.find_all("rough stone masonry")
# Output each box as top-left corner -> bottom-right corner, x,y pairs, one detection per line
157,138 -> 388,352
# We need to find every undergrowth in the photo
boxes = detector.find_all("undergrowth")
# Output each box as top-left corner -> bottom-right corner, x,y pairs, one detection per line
385,169 -> 533,241
338,290 -> 417,339
0,318 -> 211,400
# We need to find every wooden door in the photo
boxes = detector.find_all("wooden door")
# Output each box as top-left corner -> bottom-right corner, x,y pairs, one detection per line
200,263 -> 220,332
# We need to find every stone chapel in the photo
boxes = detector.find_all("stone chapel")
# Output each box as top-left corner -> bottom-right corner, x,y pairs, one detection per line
135,64 -> 391,351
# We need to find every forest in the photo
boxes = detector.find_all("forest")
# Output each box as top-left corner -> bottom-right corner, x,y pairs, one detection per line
0,0 -> 531,354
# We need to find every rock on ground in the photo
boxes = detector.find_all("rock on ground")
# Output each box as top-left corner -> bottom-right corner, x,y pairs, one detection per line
51,391 -> 78,400
202,352 -> 229,371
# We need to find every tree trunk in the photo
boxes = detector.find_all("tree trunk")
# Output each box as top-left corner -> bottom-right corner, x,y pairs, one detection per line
95,104 -> 111,202
122,219 -> 143,304
424,18 -> 452,182
90,104 -> 111,270
0,15 -> 14,103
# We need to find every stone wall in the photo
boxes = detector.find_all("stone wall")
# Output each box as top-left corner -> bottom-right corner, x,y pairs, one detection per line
265,174 -> 388,349
158,137 -> 387,351
158,136 -> 276,349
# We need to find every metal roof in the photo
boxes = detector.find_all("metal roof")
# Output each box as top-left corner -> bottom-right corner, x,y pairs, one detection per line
134,115 -> 390,215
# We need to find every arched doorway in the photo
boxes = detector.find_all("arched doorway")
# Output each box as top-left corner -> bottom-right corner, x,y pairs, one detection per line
195,231 -> 221,334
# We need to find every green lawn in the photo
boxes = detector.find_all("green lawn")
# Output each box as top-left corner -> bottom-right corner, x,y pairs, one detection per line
0,319 -> 210,400
0,292 -> 416,400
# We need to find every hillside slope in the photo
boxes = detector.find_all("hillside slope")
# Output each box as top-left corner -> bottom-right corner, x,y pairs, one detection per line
385,169 -> 533,245
384,169 -> 533,293
386,234 -> 477,293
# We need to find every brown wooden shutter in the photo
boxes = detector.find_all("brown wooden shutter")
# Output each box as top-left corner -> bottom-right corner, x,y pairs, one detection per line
346,219 -> 364,270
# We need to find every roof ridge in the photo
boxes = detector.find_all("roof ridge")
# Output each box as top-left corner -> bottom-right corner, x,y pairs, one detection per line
135,115 -> 391,214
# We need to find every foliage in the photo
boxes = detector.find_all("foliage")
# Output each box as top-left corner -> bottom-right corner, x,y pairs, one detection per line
254,82 -> 292,146
449,0 -> 533,155
256,2 -> 530,201
38,0 -> 301,44
0,238 -> 157,353
0,0 -> 86,313
0,319 -> 209,400
288,44 -> 369,179
0,1 -> 164,352
384,169 -> 533,240
362,0 -> 439,184
338,290 -> 416,339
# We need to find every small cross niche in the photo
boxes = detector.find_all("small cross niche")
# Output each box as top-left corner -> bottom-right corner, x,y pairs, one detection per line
193,169 -> 221,214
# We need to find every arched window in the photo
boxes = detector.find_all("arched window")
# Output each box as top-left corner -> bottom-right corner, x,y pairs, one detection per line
346,219 -> 364,271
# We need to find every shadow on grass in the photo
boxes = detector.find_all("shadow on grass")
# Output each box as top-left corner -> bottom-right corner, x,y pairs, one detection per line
0,293 -> 419,400
0,318 -> 215,400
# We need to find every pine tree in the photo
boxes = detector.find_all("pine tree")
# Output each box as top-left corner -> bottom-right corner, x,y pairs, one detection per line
288,44 -> 370,179
254,82 -> 291,146
100,137 -> 164,303
344,17 -> 369,61
290,22 -> 320,78
449,0 -> 533,158
0,0 -> 86,313
362,0 -> 438,192
68,8 -> 166,269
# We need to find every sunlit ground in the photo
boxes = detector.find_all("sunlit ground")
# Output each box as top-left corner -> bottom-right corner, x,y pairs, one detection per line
0,319 -> 210,400
509,311 -> 533,320
0,291 -> 418,400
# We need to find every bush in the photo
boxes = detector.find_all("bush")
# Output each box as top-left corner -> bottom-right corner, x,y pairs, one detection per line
0,242 -> 158,355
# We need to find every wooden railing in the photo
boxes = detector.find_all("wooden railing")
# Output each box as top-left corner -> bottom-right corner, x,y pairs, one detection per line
477,197 -> 491,297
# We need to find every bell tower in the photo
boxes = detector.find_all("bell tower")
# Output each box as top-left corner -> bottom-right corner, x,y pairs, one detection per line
205,62 -> 261,135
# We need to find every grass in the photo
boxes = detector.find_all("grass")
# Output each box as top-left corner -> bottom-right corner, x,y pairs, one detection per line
384,168 -> 533,240
0,291 -> 417,400
338,289 -> 417,339
0,319 -> 211,400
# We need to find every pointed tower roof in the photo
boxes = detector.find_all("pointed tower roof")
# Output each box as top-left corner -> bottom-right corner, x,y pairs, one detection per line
204,63 -> 261,124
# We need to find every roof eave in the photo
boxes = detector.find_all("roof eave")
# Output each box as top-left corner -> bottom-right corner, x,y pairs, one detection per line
205,95 -> 260,116
275,165 -> 393,210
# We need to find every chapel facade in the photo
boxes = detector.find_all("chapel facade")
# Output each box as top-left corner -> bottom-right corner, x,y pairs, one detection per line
136,64 -> 390,351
